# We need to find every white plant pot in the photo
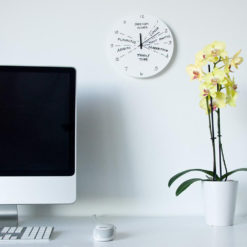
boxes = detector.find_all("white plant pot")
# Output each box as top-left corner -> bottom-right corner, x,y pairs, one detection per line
202,180 -> 238,226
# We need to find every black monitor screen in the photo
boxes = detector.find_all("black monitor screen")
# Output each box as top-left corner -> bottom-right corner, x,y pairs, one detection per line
0,66 -> 76,176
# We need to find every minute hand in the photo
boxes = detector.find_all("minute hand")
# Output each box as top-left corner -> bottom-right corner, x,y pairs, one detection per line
141,32 -> 160,46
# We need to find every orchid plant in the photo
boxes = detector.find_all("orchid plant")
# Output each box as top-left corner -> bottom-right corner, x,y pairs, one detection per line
169,41 -> 246,196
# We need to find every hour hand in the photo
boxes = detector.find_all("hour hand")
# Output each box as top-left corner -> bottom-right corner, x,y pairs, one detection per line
139,33 -> 143,49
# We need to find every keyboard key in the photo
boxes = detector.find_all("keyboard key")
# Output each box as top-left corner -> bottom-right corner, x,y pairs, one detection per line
36,226 -> 46,239
1,227 -> 9,233
3,234 -> 11,240
8,227 -> 16,233
43,226 -> 53,239
15,226 -> 23,233
21,227 -> 33,239
28,226 -> 39,239
10,236 -> 18,240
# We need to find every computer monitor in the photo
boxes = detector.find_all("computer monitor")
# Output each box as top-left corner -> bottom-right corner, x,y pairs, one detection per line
0,66 -> 76,225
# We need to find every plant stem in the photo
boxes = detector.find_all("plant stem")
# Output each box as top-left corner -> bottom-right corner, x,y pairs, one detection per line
215,57 -> 222,65
217,109 -> 222,177
217,84 -> 223,178
221,144 -> 228,181
206,97 -> 212,137
208,64 -> 217,180
210,97 -> 217,180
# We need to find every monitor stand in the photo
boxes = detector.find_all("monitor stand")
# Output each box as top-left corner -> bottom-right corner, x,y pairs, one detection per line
0,205 -> 18,227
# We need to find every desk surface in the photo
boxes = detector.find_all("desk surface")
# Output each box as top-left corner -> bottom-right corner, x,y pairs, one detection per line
11,216 -> 247,246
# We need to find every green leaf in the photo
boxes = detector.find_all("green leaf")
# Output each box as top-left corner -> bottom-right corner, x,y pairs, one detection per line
168,169 -> 217,187
220,168 -> 247,180
176,178 -> 202,196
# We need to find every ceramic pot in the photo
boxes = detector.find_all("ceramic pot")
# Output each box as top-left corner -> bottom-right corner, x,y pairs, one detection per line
202,180 -> 238,226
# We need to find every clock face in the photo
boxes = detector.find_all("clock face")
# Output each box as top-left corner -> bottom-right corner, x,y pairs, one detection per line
108,14 -> 174,78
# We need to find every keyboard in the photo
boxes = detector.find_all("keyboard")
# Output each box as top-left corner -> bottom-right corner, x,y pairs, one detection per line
0,226 -> 53,242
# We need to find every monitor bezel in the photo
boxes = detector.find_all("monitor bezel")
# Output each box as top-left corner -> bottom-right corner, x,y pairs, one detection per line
0,66 -> 76,176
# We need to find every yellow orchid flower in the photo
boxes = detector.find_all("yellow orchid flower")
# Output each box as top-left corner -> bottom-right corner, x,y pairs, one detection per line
195,50 -> 208,66
200,97 -> 209,114
215,92 -> 226,108
203,68 -> 226,86
225,75 -> 235,87
186,64 -> 203,81
222,56 -> 232,73
231,50 -> 243,69
200,97 -> 217,114
199,92 -> 226,113
199,82 -> 217,98
204,41 -> 227,62
226,84 -> 238,107
187,42 -> 243,113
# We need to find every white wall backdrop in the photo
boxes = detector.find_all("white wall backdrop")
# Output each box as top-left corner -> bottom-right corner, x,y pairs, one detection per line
0,0 -> 247,216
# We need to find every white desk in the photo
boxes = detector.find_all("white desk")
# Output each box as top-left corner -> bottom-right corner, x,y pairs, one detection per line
12,216 -> 247,246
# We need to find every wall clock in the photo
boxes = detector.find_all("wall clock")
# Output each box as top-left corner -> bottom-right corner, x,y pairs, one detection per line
108,14 -> 174,78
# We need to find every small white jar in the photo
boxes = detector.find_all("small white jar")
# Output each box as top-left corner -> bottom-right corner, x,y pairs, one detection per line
93,224 -> 116,242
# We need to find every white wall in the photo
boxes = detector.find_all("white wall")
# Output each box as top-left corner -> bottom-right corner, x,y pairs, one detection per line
1,0 -> 247,216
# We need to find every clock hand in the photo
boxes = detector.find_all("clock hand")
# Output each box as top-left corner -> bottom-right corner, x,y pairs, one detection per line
139,33 -> 143,49
144,32 -> 168,46
145,23 -> 159,40
137,32 -> 160,48
142,32 -> 160,46
118,33 -> 159,58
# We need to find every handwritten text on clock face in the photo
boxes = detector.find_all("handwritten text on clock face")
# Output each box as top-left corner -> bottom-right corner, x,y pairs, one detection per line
108,15 -> 174,78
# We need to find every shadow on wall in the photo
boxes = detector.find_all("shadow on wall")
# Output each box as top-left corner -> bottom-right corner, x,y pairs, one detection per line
19,86 -> 136,216
77,86 -> 136,200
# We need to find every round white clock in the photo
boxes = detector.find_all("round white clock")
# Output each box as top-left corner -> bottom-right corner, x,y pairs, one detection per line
108,14 -> 174,78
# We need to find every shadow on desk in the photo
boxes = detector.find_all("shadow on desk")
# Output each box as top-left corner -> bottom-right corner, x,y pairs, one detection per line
51,231 -> 62,240
115,232 -> 132,241
234,216 -> 247,225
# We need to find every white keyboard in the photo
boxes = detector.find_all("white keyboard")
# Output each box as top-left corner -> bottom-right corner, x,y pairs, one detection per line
0,226 -> 54,242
